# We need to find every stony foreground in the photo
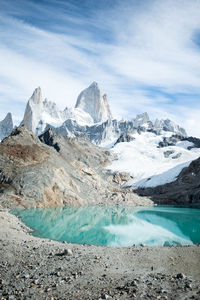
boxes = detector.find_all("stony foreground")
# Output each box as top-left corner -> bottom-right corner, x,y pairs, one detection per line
0,211 -> 200,300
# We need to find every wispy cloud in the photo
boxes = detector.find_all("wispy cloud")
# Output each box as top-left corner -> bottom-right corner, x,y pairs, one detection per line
0,0 -> 200,137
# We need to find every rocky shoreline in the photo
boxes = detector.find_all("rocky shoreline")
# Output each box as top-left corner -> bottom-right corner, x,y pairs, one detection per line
0,210 -> 200,300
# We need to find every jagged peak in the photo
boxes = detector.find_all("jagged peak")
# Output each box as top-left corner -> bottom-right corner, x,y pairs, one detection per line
30,87 -> 42,104
2,112 -> 13,122
89,81 -> 99,89
75,82 -> 112,123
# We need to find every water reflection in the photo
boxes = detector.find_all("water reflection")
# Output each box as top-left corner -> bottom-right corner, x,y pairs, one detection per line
12,206 -> 200,246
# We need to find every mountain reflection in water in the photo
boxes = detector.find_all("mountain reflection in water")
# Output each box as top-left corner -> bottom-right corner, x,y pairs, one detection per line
12,206 -> 200,246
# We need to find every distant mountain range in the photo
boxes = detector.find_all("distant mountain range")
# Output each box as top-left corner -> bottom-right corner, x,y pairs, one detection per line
0,82 -> 187,143
1,82 -> 200,204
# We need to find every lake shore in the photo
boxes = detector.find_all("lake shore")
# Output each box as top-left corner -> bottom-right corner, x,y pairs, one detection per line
0,209 -> 200,300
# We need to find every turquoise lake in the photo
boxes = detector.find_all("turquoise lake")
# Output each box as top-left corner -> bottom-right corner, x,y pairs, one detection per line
12,206 -> 200,247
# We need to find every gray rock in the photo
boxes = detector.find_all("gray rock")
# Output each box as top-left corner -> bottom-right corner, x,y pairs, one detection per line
114,133 -> 135,145
75,82 -> 112,123
21,87 -> 65,135
172,153 -> 182,159
0,113 -> 13,141
163,150 -> 174,158
136,156 -> 200,205
0,126 -> 152,209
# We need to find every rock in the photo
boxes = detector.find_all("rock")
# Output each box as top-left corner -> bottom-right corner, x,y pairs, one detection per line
114,133 -> 135,145
0,126 -> 152,209
101,294 -> 112,299
134,112 -> 150,127
0,113 -> 13,141
163,150 -> 174,158
154,119 -> 187,137
172,153 -> 182,159
63,249 -> 73,256
112,172 -> 131,185
75,82 -> 112,123
136,156 -> 200,205
21,87 -> 65,135
176,273 -> 186,279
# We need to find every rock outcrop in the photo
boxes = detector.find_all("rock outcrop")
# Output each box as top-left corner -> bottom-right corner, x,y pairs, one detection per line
0,126 -> 152,209
154,119 -> 187,137
136,156 -> 200,205
0,113 -> 13,141
21,87 -> 65,135
19,84 -> 187,145
75,82 -> 112,123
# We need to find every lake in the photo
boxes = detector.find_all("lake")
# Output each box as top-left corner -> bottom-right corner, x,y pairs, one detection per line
11,206 -> 200,247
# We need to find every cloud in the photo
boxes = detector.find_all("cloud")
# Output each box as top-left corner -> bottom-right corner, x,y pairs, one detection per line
0,0 -> 200,137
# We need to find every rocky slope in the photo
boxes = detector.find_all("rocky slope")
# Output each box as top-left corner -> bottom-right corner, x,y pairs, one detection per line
0,112 -> 13,141
136,156 -> 200,205
1,211 -> 200,300
0,126 -> 152,209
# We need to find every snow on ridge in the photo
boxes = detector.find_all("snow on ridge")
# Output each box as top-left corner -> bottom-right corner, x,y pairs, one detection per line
126,161 -> 191,188
108,131 -> 200,188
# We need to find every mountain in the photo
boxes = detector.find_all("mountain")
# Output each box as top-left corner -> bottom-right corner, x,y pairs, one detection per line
47,112 -> 186,146
20,84 -> 187,145
136,156 -> 200,205
21,87 -> 65,135
0,126 -> 152,209
75,82 -> 112,123
0,113 -> 13,141
108,131 -> 200,191
154,118 -> 186,136
1,80 -> 200,207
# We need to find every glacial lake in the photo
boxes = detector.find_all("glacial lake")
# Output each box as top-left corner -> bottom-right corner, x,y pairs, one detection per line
11,206 -> 200,247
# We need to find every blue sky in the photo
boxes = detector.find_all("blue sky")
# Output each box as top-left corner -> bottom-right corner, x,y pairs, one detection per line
0,0 -> 200,137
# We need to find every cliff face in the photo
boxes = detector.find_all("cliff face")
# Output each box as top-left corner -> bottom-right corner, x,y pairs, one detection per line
75,82 -> 112,123
21,87 -> 65,135
136,156 -> 200,205
0,126 -> 152,209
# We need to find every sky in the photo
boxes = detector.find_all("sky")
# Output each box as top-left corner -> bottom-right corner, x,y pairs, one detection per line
0,0 -> 200,137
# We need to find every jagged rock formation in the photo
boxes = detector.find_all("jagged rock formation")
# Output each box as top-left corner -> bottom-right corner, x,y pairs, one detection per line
46,112 -> 186,145
0,126 -> 152,209
21,87 -> 66,135
19,84 -> 187,145
114,133 -> 135,145
75,82 -> 112,123
154,119 -> 187,137
133,112 -> 150,127
158,134 -> 200,149
0,113 -> 13,141
136,156 -> 200,205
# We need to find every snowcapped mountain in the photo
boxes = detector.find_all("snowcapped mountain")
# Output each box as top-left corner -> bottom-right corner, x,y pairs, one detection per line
21,87 -> 66,135
154,118 -> 186,136
21,82 -> 112,135
0,113 -> 13,141
75,82 -> 112,123
2,81 -> 200,192
108,131 -> 200,189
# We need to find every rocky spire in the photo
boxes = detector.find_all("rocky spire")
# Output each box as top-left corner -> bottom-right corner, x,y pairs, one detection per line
30,87 -> 42,104
0,112 -> 14,140
21,87 -> 66,135
75,82 -> 112,123
22,87 -> 43,132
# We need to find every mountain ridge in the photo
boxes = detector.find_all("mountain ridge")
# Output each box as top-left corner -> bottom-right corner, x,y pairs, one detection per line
0,82 -> 187,143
